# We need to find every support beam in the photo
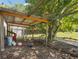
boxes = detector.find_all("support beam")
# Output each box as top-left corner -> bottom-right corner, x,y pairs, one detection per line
0,15 -> 5,51
8,22 -> 30,26
0,8 -> 48,23
8,24 -> 28,27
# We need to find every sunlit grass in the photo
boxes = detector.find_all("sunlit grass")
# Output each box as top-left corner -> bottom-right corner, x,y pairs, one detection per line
56,32 -> 78,40
17,32 -> 78,41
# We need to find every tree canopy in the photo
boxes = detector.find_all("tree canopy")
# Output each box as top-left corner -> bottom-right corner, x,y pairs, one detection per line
28,0 -> 77,20
0,0 -> 77,42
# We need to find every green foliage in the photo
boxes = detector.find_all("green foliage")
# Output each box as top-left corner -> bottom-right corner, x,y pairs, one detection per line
59,14 -> 78,32
28,0 -> 78,32
3,0 -> 77,35
28,0 -> 77,19
12,3 -> 27,12
0,4 -> 10,8
63,0 -> 72,6
26,23 -> 47,34
35,23 -> 46,33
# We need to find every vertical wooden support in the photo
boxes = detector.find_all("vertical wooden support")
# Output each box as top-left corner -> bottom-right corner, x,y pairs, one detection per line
25,28 -> 27,40
46,23 -> 48,47
22,28 -> 25,41
7,24 -> 10,36
23,28 -> 25,40
32,27 -> 34,40
0,16 -> 5,51
22,29 -> 23,40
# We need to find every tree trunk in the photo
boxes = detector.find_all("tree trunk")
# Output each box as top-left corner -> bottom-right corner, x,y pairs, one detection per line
47,22 -> 52,43
52,20 -> 60,39
47,20 -> 60,43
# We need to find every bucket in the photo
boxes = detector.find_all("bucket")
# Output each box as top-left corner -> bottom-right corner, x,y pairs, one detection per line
7,36 -> 12,46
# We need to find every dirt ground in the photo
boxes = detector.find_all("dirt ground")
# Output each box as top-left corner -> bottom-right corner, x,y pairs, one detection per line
0,40 -> 78,59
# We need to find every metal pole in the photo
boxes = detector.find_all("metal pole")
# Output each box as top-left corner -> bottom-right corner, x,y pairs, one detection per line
0,16 -> 5,51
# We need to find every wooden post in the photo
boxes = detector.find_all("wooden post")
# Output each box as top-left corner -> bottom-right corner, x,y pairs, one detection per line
46,23 -> 48,47
32,26 -> 34,40
22,27 -> 25,41
7,24 -> 10,36
0,16 -> 5,51
25,28 -> 27,41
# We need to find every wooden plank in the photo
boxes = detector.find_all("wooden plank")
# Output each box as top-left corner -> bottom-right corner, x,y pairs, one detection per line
8,23 -> 29,27
0,8 -> 48,23
8,22 -> 30,26
7,24 -> 11,36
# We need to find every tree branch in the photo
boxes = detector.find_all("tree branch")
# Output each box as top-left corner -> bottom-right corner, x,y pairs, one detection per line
51,10 -> 78,21
47,1 -> 77,20
60,10 -> 78,19
62,2 -> 77,14
30,0 -> 44,14
65,6 -> 77,13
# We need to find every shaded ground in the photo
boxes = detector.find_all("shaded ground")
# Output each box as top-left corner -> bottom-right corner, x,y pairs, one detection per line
56,37 -> 78,46
0,40 -> 78,59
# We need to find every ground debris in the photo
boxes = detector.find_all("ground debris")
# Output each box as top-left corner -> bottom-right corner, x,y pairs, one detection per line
0,40 -> 78,59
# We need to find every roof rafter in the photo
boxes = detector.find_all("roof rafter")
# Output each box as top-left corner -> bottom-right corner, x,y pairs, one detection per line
0,8 -> 48,23
8,22 -> 31,26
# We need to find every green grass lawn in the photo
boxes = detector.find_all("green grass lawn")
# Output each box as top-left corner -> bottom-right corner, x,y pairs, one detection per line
56,32 -> 78,40
17,32 -> 78,41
